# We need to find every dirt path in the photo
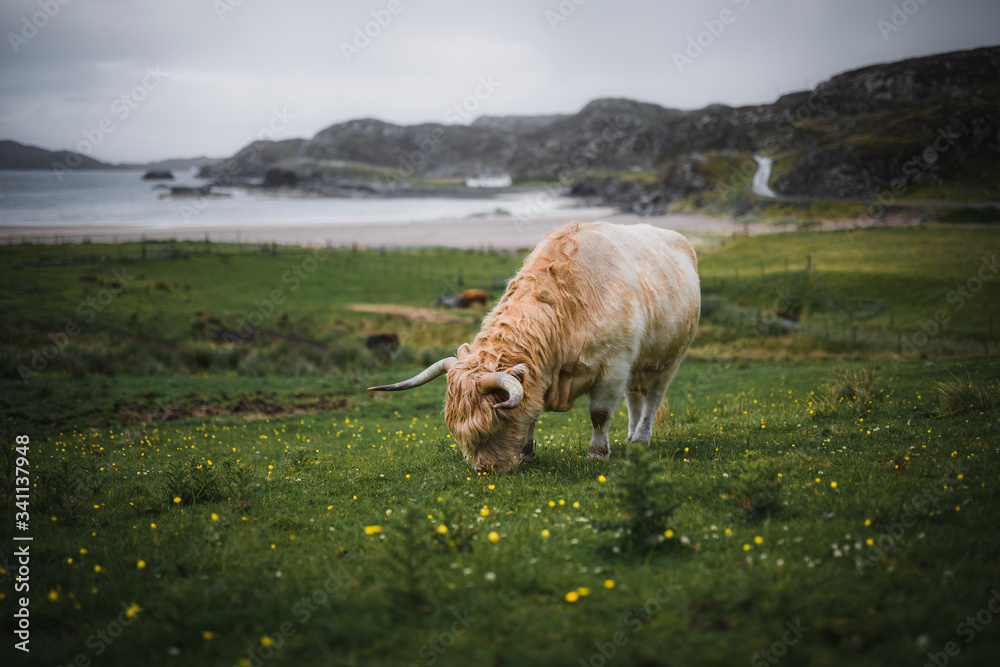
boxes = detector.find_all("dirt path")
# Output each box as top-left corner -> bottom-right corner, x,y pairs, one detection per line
350,304 -> 470,323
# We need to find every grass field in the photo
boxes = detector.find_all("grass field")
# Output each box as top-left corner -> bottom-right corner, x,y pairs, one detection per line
2,225 -> 999,666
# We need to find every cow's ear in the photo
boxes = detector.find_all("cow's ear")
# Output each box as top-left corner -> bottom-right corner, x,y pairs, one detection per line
456,343 -> 472,359
509,363 -> 530,383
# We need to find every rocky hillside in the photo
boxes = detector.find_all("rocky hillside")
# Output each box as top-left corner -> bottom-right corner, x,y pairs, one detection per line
202,45 -> 1000,206
767,45 -> 1000,200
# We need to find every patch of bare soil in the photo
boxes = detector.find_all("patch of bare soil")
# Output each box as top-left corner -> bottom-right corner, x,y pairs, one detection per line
116,391 -> 350,423
351,304 -> 468,324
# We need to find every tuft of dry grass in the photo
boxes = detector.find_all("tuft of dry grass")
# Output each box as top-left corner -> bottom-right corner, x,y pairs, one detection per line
934,372 -> 1000,417
811,367 -> 883,419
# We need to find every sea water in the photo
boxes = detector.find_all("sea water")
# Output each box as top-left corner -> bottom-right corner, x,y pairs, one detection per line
0,170 -> 574,229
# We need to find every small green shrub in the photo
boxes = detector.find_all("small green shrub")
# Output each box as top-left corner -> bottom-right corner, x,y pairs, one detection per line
730,454 -> 783,521
594,444 -> 679,555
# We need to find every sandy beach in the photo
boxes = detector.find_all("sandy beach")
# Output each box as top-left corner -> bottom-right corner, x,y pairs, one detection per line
0,210 -> 784,250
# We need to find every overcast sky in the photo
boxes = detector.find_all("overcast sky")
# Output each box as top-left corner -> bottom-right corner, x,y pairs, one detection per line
1,0 -> 997,163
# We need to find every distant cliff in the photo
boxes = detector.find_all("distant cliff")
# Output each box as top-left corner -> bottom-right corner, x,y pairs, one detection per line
0,140 -> 221,173
0,140 -> 112,171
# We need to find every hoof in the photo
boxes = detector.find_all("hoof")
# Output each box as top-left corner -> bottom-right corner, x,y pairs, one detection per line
588,449 -> 610,461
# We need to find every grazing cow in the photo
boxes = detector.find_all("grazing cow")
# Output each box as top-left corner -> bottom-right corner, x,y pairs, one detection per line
369,222 -> 700,472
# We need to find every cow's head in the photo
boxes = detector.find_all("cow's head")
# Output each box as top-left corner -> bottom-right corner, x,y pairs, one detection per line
368,350 -> 536,472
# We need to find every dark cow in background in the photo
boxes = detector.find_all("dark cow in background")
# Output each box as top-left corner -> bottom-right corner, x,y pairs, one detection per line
365,332 -> 400,363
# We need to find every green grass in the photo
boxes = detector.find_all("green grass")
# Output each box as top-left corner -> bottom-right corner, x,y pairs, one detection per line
697,227 -> 1000,345
1,228 -> 999,665
2,359 -> 998,666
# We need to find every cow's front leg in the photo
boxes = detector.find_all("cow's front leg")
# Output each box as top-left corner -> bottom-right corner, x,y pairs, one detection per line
517,420 -> 537,465
588,406 -> 611,459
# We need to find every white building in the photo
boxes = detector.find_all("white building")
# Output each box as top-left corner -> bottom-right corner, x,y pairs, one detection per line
465,174 -> 512,188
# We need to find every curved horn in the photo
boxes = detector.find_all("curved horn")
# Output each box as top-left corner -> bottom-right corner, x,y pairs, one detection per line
478,364 -> 528,409
368,357 -> 456,392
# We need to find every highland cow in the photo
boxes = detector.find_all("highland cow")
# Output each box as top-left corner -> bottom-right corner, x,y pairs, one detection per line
369,221 -> 700,472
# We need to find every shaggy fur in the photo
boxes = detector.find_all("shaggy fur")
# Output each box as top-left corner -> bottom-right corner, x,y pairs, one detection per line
443,221 -> 700,472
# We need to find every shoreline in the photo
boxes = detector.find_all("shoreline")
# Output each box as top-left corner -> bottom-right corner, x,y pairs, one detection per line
0,211 -> 781,250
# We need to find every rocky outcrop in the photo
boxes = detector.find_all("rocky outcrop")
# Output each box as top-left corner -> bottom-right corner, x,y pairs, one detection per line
198,139 -> 307,180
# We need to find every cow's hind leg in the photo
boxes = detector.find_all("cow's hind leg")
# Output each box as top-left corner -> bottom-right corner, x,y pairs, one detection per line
627,360 -> 681,444
625,389 -> 643,442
